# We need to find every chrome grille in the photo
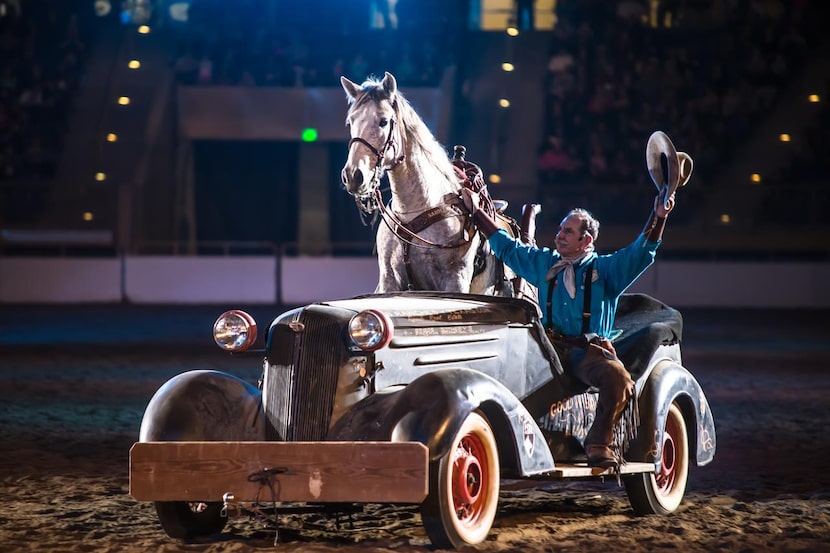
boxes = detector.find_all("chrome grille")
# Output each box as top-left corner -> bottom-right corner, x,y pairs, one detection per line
264,309 -> 344,441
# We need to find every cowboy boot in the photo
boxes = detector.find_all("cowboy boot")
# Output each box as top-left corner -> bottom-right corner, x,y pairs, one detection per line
579,347 -> 634,468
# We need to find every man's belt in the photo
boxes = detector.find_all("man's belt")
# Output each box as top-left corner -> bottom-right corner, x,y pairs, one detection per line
548,331 -> 618,357
547,331 -> 590,348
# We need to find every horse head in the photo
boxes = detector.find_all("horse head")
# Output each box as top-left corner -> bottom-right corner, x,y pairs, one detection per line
340,72 -> 405,206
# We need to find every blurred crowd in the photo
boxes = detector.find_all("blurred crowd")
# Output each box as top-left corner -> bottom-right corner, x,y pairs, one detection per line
169,0 -> 828,228
535,0 -> 826,224
0,1 -> 90,185
171,0 -> 467,88
759,93 -> 830,225
1,0 -> 827,234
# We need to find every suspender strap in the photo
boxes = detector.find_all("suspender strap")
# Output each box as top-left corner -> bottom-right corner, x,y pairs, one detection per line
581,259 -> 595,334
545,274 -> 554,330
545,259 -> 596,334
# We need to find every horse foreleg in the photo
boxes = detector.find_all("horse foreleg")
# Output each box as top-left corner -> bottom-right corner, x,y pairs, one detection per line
428,247 -> 477,294
375,272 -> 402,293
375,257 -> 406,293
469,256 -> 499,296
375,229 -> 409,292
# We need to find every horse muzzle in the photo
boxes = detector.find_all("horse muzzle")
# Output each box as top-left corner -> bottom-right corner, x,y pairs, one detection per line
341,166 -> 373,196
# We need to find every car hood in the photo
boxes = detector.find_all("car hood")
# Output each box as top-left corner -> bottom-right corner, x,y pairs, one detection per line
318,291 -> 540,327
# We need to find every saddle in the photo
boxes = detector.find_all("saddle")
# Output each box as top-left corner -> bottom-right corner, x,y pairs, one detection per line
396,145 -> 540,298
451,145 -> 540,301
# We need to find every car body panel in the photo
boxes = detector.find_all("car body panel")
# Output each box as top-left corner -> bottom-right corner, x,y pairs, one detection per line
139,370 -> 265,443
130,291 -> 715,511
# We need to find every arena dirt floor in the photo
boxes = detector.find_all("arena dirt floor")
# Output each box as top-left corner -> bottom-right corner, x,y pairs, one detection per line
1,303 -> 829,552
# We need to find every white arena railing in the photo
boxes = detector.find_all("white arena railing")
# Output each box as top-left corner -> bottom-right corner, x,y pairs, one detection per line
0,239 -> 829,308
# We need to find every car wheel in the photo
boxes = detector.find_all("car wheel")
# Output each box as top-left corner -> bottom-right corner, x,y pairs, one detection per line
624,402 -> 689,515
154,501 -> 226,539
420,410 -> 500,548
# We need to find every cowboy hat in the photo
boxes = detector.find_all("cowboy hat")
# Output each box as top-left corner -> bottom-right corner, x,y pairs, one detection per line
646,131 -> 693,209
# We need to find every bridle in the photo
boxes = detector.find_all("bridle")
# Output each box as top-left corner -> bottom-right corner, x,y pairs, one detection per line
347,115 -> 405,216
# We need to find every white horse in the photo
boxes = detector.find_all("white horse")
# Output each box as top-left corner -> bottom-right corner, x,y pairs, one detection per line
340,71 -> 528,297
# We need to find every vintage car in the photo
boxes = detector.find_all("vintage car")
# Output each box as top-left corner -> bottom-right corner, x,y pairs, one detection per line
130,290 -> 716,548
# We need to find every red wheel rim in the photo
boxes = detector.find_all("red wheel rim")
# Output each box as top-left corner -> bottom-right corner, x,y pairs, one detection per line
655,414 -> 679,494
451,433 -> 490,524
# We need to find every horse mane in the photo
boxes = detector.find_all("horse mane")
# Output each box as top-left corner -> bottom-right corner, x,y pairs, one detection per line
347,76 -> 459,188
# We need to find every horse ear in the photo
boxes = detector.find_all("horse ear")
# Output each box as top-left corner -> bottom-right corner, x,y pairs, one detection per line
382,71 -> 397,99
341,76 -> 361,101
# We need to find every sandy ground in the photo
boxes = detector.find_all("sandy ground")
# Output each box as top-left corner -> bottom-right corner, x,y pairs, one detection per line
1,305 -> 829,552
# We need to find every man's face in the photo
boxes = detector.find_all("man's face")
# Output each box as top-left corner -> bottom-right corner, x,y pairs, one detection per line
555,215 -> 589,257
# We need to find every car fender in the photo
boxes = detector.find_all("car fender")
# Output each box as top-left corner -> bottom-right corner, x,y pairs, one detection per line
630,360 -> 716,468
330,368 -> 555,476
139,370 -> 265,442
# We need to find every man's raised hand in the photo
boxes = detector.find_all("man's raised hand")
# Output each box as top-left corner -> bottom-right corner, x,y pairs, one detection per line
655,190 -> 676,218
461,187 -> 481,213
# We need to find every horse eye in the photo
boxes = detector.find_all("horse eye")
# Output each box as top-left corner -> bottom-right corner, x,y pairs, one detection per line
379,118 -> 389,128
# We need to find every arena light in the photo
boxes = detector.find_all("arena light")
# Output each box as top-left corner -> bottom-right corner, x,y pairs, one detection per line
121,0 -> 153,25
750,173 -> 762,183
808,94 -> 820,103
168,2 -> 189,22
301,128 -> 318,142
128,59 -> 141,69
94,0 -> 112,17
779,133 -> 791,142
498,98 -> 510,108
138,25 -> 150,34
719,213 -> 731,225
82,211 -> 94,222
95,172 -> 106,182
117,96 -> 130,105
501,62 -> 515,72
107,133 -> 118,142
489,174 -> 502,184
506,25 -> 519,37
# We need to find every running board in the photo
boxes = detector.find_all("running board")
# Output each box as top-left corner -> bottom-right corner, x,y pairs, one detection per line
551,461 -> 654,478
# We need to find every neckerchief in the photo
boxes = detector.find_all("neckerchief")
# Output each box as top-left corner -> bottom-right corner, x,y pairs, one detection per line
545,245 -> 594,299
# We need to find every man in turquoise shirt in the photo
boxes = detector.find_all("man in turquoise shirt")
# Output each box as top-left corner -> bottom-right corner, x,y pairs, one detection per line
463,188 -> 676,469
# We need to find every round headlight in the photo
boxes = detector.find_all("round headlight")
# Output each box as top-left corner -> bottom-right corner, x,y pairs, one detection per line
348,309 -> 393,351
213,310 -> 257,352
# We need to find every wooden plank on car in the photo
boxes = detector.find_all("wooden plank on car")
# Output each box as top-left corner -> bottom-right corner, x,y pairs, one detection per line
552,461 -> 654,478
130,441 -> 428,504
